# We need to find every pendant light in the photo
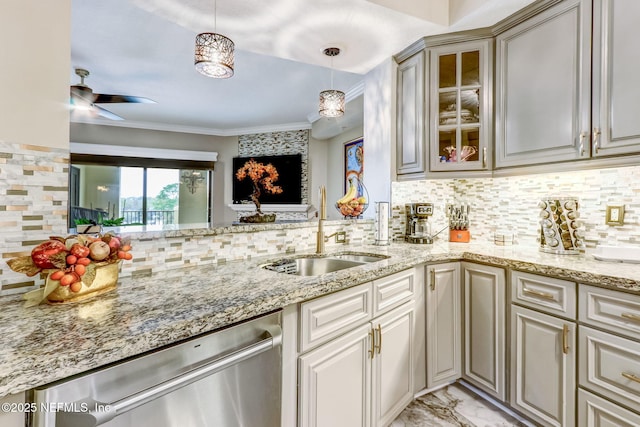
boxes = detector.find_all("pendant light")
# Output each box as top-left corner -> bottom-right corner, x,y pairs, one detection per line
319,47 -> 345,118
194,0 -> 234,79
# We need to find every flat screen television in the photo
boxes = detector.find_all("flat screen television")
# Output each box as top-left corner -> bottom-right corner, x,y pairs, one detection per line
232,154 -> 303,204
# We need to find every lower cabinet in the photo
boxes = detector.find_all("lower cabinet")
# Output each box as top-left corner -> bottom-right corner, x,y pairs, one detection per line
461,262 -> 506,401
578,388 -> 640,426
510,305 -> 576,427
426,262 -> 461,389
298,302 -> 414,427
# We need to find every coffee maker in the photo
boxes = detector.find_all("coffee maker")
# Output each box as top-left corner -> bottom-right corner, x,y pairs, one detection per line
405,203 -> 434,244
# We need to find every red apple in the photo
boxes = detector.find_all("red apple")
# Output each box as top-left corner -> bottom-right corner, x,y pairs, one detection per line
31,240 -> 67,269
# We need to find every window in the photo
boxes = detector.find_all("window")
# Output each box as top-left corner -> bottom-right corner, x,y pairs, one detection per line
69,152 -> 214,229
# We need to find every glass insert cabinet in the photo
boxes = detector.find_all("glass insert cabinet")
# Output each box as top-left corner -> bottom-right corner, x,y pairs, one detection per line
429,39 -> 492,172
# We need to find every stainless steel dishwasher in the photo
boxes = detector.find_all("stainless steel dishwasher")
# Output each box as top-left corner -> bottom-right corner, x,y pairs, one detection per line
29,311 -> 282,427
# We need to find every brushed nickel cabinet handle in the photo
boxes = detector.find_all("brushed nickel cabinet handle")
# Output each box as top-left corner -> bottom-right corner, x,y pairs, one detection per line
593,127 -> 601,154
483,147 -> 487,168
522,287 -> 556,301
621,312 -> 640,322
622,372 -> 640,383
369,329 -> 375,359
562,324 -> 570,354
430,268 -> 436,291
375,324 -> 382,354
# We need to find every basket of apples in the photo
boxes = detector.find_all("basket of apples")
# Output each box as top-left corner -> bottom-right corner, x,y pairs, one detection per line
7,233 -> 132,306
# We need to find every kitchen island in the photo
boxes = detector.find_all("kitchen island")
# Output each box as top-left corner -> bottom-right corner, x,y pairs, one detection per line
1,241 -> 640,399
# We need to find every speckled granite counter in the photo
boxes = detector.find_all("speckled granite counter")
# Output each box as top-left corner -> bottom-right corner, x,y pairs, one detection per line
1,242 -> 639,398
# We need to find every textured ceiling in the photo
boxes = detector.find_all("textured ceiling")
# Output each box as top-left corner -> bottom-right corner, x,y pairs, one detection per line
70,0 -> 536,137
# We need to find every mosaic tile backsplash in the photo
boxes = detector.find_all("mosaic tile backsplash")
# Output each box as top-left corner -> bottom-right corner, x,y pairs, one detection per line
3,138 -> 640,296
0,141 -> 69,295
392,165 -> 640,248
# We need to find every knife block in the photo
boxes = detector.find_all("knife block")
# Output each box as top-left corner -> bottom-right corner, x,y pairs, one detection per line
450,229 -> 470,243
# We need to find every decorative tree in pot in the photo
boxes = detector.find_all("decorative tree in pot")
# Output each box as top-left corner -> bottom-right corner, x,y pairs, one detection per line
235,158 -> 283,223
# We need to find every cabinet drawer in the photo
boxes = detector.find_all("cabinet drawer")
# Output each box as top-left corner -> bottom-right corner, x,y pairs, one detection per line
579,284 -> 640,341
299,282 -> 373,353
579,326 -> 640,412
372,269 -> 415,318
578,388 -> 640,427
511,270 -> 576,319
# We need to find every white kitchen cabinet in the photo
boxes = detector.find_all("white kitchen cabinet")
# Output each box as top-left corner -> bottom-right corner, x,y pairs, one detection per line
462,262 -> 506,401
429,39 -> 492,172
510,304 -> 576,427
578,388 -> 640,427
495,0 -> 592,168
578,284 -> 640,419
299,302 -> 414,427
371,302 -> 414,427
299,323 -> 372,427
298,269 -> 417,427
426,262 -> 461,389
579,325 -> 640,413
592,0 -> 640,157
396,51 -> 427,178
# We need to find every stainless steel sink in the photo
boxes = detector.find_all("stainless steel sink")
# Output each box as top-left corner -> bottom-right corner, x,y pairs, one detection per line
330,253 -> 390,263
263,252 -> 389,276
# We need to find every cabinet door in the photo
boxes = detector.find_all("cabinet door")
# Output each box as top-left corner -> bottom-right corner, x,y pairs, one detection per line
298,324 -> 372,427
396,51 -> 426,177
462,262 -> 506,401
426,262 -> 461,388
495,0 -> 592,168
511,305 -> 576,427
592,0 -> 640,156
371,302 -> 414,427
578,388 -> 640,427
429,40 -> 492,172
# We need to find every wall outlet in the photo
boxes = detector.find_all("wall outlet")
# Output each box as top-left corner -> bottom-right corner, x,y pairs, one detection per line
606,205 -> 625,225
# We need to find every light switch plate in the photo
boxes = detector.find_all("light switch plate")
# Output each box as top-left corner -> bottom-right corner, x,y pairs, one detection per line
605,205 -> 625,225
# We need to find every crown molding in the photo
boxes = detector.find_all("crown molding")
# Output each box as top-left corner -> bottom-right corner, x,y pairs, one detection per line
70,118 -> 312,137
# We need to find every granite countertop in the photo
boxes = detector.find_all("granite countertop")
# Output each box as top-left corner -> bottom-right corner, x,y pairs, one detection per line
1,242 -> 640,398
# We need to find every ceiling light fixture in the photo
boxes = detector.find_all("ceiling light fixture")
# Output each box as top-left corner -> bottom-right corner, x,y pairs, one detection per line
194,0 -> 234,79
319,47 -> 345,118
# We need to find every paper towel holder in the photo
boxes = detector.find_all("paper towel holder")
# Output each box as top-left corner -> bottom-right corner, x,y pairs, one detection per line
374,201 -> 390,246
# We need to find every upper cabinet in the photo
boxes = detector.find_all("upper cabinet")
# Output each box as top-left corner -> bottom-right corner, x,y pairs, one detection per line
396,51 -> 426,178
429,40 -> 492,172
495,0 -> 640,168
396,0 -> 640,176
591,0 -> 640,156
495,0 -> 591,168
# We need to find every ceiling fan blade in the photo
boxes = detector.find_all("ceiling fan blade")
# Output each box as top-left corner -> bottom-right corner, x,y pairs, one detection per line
93,93 -> 156,104
94,105 -> 124,120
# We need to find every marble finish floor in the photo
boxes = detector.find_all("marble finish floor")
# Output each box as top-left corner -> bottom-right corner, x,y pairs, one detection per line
392,383 -> 530,427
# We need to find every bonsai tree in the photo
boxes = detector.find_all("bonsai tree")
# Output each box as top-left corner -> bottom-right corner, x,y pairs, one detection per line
235,159 -> 283,221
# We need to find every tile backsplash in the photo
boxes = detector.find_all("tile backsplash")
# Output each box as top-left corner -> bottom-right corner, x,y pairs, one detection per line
3,138 -> 639,296
0,141 -> 69,294
392,165 -> 640,248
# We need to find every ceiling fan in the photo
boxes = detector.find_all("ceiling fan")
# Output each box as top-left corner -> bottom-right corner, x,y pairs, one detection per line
70,68 -> 155,121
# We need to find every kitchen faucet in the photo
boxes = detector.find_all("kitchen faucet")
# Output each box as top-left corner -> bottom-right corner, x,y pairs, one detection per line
317,186 -> 346,254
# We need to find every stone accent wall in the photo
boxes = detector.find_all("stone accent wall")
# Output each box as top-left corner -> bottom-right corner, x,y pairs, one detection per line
237,130 -> 309,220
0,141 -> 69,295
392,165 -> 640,248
